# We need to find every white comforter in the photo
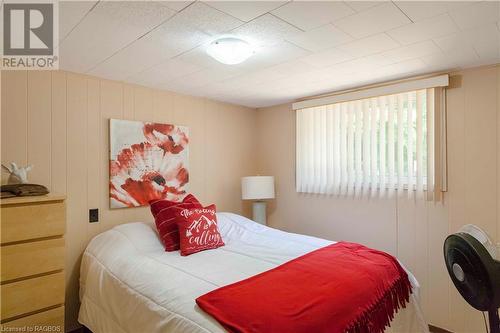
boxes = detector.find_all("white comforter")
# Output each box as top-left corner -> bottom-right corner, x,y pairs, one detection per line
79,213 -> 429,333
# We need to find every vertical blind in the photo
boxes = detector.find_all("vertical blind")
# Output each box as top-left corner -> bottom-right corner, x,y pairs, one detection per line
296,89 -> 438,199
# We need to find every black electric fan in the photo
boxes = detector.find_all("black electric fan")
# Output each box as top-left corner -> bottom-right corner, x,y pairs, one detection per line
444,225 -> 500,333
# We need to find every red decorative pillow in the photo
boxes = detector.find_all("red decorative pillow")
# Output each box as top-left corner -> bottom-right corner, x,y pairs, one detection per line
175,204 -> 224,256
150,194 -> 202,251
149,194 -> 200,216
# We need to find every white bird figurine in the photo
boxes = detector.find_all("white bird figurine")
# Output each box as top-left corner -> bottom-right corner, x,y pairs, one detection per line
2,162 -> 32,184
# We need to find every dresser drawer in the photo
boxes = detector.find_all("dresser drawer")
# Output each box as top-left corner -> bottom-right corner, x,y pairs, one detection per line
1,306 -> 64,332
1,272 -> 65,320
1,201 -> 65,244
1,238 -> 65,282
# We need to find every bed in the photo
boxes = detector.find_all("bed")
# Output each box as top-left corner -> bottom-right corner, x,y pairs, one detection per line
78,212 -> 429,333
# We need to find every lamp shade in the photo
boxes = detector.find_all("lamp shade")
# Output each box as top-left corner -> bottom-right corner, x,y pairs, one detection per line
241,176 -> 275,200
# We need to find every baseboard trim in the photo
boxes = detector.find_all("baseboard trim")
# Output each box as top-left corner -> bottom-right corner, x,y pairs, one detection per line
429,324 -> 454,333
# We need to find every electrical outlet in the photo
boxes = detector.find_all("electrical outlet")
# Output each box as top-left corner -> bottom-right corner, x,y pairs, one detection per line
89,209 -> 99,223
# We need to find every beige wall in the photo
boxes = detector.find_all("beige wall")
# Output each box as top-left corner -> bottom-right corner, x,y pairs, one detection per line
256,65 -> 500,333
0,70 -> 257,331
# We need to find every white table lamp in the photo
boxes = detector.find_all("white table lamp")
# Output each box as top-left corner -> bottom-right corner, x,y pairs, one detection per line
241,176 -> 275,225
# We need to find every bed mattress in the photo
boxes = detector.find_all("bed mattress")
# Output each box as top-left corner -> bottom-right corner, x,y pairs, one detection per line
78,212 -> 429,333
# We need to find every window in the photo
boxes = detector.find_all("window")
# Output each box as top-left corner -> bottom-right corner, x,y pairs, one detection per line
295,76 -> 447,200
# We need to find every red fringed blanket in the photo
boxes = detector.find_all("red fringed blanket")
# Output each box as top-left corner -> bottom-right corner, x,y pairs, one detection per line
196,242 -> 412,333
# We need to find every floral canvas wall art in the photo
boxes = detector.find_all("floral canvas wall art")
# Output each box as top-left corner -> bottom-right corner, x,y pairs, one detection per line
109,119 -> 189,208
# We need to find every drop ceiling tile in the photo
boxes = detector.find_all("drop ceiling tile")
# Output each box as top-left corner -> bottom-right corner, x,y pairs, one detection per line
334,3 -> 410,39
370,40 -> 442,65
229,96 -> 279,108
312,75 -> 364,93
231,13 -> 302,46
271,1 -> 354,31
223,80 -> 260,94
323,58 -> 382,77
160,71 -> 244,97
178,40 -> 310,72
203,85 -> 239,98
235,83 -> 283,98
345,1 -> 381,13
290,84 -> 331,99
266,77 -> 300,91
156,1 -> 194,12
449,1 -> 500,31
178,46 -> 223,68
304,77 -> 355,95
204,1 -> 286,22
421,46 -> 479,69
59,1 -> 97,41
393,1 -> 474,22
233,41 -> 310,72
377,58 -> 427,76
337,33 -> 399,58
467,58 -> 500,69
159,83 -> 201,97
432,34 -> 462,53
267,60 -> 318,76
300,47 -> 354,67
229,69 -> 285,87
352,52 -> 396,67
127,58 -> 203,87
288,68 -> 332,85
433,23 -> 499,53
387,14 -> 458,46
59,1 -> 176,72
286,24 -> 353,52
229,87 -> 255,100
89,2 -> 175,32
464,25 -> 500,60
473,40 -> 500,62
262,87 -> 299,100
393,1 -> 448,22
210,77 -> 250,92
164,1 -> 244,36
169,66 -> 243,88
88,36 -> 183,81
261,40 -> 312,62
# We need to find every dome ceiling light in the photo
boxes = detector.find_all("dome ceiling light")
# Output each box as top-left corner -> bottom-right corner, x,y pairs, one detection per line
206,37 -> 255,65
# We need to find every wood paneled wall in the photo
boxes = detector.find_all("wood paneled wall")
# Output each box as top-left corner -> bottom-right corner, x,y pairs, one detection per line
1,70 -> 257,331
256,65 -> 500,333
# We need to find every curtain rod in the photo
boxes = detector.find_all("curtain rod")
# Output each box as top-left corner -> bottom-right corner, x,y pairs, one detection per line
292,74 -> 449,110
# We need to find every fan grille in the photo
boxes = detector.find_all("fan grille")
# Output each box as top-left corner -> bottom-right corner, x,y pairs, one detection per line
444,234 -> 493,311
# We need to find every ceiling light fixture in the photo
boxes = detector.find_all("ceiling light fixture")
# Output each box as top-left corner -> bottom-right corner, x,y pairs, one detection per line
206,37 -> 254,65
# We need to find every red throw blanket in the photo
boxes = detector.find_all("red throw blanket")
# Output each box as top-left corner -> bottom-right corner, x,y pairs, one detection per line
196,242 -> 412,333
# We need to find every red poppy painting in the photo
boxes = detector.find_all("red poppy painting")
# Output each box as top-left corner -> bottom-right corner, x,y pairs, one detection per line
109,119 -> 189,208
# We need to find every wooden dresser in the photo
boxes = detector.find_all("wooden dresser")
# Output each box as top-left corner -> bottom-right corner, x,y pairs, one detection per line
0,194 -> 66,332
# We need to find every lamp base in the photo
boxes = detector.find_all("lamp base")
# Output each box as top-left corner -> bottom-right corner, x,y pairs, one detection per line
252,201 -> 267,225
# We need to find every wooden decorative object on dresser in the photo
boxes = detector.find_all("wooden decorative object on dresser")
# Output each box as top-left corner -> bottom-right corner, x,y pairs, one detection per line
0,194 -> 66,332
